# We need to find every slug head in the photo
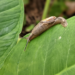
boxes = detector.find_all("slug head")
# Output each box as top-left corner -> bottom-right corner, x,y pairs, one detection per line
56,17 -> 68,27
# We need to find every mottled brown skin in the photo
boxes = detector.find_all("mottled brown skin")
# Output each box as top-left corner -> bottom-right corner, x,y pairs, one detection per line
27,16 -> 67,41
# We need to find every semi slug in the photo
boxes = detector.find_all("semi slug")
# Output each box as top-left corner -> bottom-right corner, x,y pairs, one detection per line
24,16 -> 68,50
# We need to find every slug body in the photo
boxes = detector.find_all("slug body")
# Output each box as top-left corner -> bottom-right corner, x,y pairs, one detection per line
28,16 -> 56,41
24,16 -> 68,50
27,16 -> 67,41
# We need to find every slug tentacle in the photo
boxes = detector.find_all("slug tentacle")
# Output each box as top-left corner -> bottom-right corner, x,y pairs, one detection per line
24,38 -> 30,51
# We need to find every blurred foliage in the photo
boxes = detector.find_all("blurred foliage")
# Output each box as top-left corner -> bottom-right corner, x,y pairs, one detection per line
49,0 -> 66,17
67,0 -> 75,1
42,0 -> 51,19
23,0 -> 29,5
26,24 -> 34,32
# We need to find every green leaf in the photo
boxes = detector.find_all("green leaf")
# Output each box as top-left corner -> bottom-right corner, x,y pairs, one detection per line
0,0 -> 24,68
0,16 -> 75,75
0,39 -> 26,75
49,1 -> 66,16
56,65 -> 75,75
23,0 -> 29,5
26,24 -> 34,32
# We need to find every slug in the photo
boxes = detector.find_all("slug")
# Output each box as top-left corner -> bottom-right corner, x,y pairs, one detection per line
24,16 -> 68,50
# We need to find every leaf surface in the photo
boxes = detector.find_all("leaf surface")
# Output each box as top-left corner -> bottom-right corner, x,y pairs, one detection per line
0,16 -> 75,75
0,0 -> 24,68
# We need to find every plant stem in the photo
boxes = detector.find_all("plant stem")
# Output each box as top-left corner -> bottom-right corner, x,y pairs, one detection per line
42,0 -> 51,19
